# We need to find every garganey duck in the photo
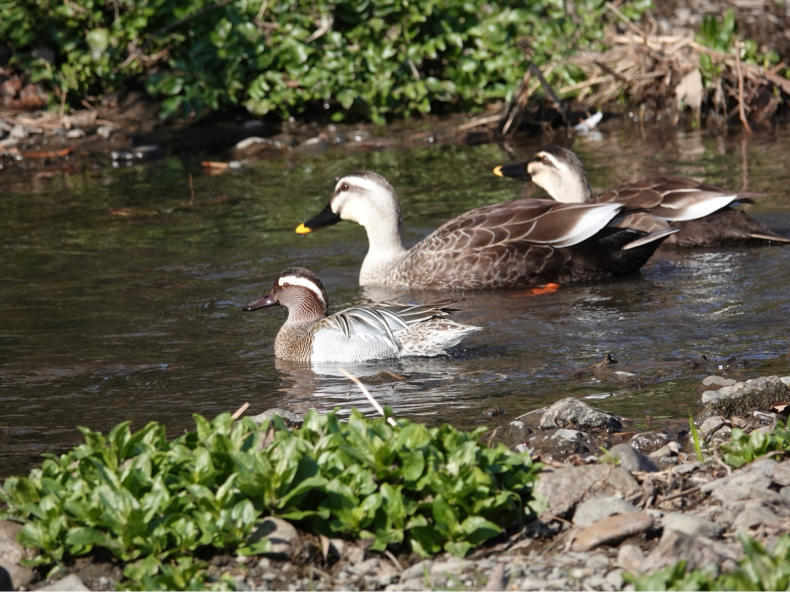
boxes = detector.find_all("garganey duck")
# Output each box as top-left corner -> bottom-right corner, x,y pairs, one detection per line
242,267 -> 481,363
295,171 -> 677,290
494,145 -> 790,248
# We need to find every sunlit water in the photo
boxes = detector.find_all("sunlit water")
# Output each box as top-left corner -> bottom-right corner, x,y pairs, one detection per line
1,121 -> 789,478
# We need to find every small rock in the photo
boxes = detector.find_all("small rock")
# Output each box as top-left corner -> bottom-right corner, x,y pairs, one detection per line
66,128 -> 86,139
608,443 -> 659,472
535,464 -> 640,518
629,431 -> 671,454
649,441 -> 680,467
617,543 -> 645,572
399,559 -> 431,581
701,458 -> 776,503
551,428 -> 585,443
96,126 -> 114,139
571,512 -> 653,551
250,408 -> 304,428
246,516 -> 300,560
539,397 -> 622,431
573,495 -> 640,527
36,574 -> 90,591
731,501 -> 789,534
638,529 -> 737,574
772,460 -> 790,486
0,520 -> 34,589
701,375 -> 737,388
662,512 -> 722,538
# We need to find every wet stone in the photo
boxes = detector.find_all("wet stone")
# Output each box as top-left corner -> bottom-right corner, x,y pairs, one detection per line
700,375 -> 790,416
629,430 -> 671,454
250,408 -> 304,428
571,512 -> 653,551
539,397 -> 622,431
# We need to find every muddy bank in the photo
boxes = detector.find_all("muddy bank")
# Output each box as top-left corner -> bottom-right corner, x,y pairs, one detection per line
2,373 -> 788,590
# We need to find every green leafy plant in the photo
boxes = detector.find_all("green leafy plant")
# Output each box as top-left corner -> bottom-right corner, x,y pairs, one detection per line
1,409 -> 540,588
720,418 -> 790,468
0,0 -> 653,122
695,9 -> 781,80
689,416 -> 704,462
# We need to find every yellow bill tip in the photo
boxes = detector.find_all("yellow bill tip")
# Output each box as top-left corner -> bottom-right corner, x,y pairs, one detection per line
295,223 -> 312,234
492,165 -> 504,177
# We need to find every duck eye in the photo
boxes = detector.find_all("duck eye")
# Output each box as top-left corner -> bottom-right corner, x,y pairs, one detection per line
281,282 -> 290,288
340,182 -> 350,192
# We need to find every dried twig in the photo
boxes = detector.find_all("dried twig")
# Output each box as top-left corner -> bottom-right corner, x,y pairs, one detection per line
231,402 -> 250,420
338,367 -> 397,427
734,43 -> 752,133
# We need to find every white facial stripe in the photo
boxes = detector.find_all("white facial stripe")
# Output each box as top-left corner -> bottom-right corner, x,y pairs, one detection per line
337,175 -> 382,195
537,151 -> 566,171
279,275 -> 325,303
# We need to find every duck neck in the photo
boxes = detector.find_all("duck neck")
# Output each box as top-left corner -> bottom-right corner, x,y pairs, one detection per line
359,219 -> 407,285
551,170 -> 594,203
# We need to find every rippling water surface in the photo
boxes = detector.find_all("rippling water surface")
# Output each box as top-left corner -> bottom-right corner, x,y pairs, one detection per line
2,122 -> 789,477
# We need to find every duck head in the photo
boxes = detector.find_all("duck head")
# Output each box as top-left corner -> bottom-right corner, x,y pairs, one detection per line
494,145 -> 594,204
243,267 -> 328,322
296,171 -> 402,234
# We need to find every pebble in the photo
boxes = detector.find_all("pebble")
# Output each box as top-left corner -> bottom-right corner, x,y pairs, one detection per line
66,128 -> 86,138
571,512 -> 653,551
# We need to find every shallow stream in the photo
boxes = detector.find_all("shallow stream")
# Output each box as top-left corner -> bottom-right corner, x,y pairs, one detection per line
2,121 -> 789,478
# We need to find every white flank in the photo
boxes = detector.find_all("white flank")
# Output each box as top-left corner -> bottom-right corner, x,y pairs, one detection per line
279,274 -> 325,304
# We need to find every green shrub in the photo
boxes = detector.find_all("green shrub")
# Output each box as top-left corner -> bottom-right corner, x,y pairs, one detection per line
1,409 -> 540,588
0,0 -> 652,122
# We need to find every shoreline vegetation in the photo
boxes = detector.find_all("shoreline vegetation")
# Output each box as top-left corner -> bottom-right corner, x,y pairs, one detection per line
1,1 -> 790,159
3,1 -> 790,590
2,374 -> 790,590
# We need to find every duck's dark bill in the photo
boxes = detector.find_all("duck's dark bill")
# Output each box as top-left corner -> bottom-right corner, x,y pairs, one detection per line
242,294 -> 277,311
295,203 -> 341,234
493,162 -> 530,180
